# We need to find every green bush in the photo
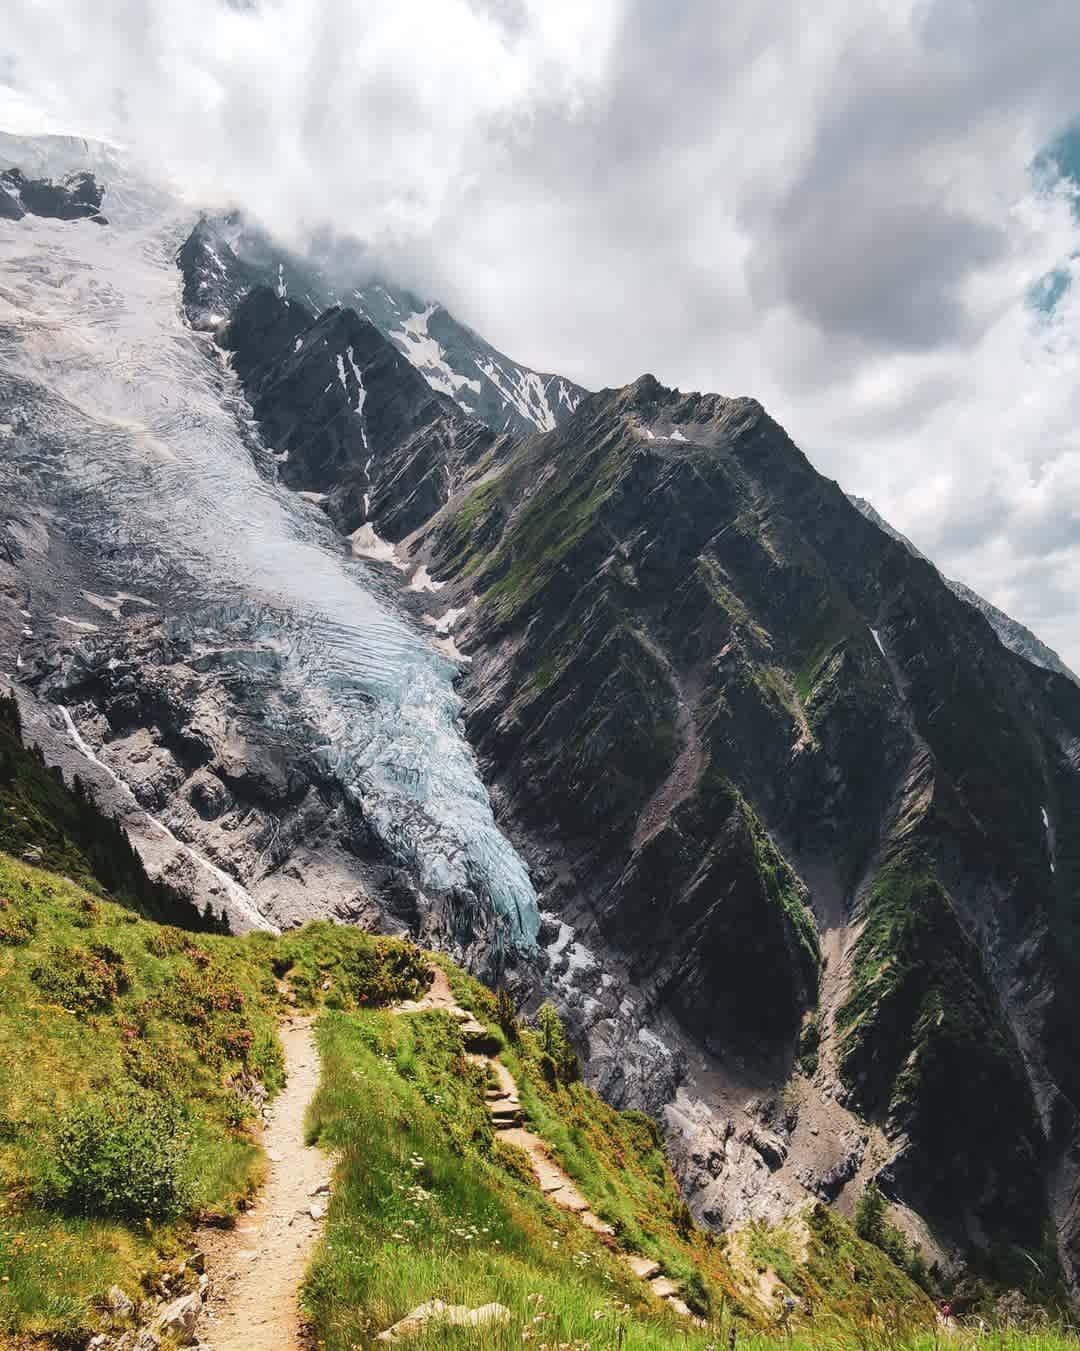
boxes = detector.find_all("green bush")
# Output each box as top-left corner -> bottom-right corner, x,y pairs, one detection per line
41,1086 -> 193,1221
30,942 -> 130,1013
534,1001 -> 579,1083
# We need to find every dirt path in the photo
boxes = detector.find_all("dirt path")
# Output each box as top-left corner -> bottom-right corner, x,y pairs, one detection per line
198,1016 -> 331,1350
395,971 -> 699,1321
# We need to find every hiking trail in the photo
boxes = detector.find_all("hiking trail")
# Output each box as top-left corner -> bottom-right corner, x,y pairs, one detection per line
394,968 -> 699,1321
197,1016 -> 330,1350
198,968 -> 696,1347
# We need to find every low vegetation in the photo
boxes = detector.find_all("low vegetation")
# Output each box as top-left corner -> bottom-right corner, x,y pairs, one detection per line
0,768 -> 1072,1346
0,847 -> 431,1342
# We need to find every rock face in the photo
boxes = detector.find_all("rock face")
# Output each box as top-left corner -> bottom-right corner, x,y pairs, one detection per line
850,495 -> 1079,685
8,178 -> 1080,1304
413,373 -> 1080,1286
219,284 -> 498,539
0,167 -> 107,224
178,214 -> 586,438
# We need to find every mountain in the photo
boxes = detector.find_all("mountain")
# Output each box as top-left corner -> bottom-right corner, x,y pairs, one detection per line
850,495 -> 1080,685
3,131 -> 1080,1328
181,214 -> 587,439
408,375 -> 1080,1291
173,227 -> 1080,1300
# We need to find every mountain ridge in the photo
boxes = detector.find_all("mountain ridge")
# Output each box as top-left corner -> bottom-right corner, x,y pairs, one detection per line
850,494 -> 1079,686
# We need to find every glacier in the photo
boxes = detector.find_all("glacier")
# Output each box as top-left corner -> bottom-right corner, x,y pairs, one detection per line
0,134 -> 540,950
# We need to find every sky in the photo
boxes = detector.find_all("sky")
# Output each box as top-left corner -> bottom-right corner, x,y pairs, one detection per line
3,0 -> 1080,666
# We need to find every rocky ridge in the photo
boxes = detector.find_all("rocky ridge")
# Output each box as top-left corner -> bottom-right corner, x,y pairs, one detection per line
408,374 -> 1080,1289
850,494 -> 1079,686
4,172 -> 1080,1310
180,214 -> 587,439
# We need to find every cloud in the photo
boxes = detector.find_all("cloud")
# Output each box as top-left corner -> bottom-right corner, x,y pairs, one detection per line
3,0 -> 1080,666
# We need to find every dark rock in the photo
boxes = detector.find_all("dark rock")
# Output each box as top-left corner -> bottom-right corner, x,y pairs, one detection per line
1,168 -> 108,224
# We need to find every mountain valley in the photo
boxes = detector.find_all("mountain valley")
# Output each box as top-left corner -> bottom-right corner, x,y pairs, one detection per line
1,133 -> 1079,1346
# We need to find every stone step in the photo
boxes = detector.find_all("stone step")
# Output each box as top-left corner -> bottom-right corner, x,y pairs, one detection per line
625,1255 -> 661,1281
459,1022 -> 503,1055
649,1277 -> 679,1299
490,1110 -> 522,1126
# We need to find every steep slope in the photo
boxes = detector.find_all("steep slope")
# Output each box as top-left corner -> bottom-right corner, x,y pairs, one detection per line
0,830 -> 946,1347
179,214 -> 587,438
219,283 -> 498,540
850,495 -> 1079,685
410,374 -> 1080,1292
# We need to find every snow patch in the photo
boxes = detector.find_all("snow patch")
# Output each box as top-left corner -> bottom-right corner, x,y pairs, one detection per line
432,634 -> 471,665
346,345 -> 368,447
349,523 -> 406,571
432,606 -> 467,637
669,428 -> 687,442
476,354 -> 557,432
276,262 -> 286,299
407,565 -> 446,594
870,627 -> 886,656
58,617 -> 99,632
392,305 -> 481,402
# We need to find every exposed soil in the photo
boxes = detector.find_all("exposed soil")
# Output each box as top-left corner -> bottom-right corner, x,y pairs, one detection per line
198,1016 -> 331,1350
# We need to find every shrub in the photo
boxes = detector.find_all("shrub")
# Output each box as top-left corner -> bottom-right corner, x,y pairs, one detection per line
495,985 -> 519,1041
42,1086 -> 193,1221
534,1001 -> 579,1083
30,942 -> 130,1013
0,896 -> 35,944
338,939 -> 433,1007
798,1014 -> 821,1077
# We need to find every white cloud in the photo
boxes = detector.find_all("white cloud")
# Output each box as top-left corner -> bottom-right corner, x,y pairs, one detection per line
3,0 -> 1080,665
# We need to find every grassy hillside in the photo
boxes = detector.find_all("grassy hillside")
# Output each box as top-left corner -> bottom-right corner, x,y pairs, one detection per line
0,849 -> 428,1343
0,837 -> 1073,1347
300,961 -> 941,1350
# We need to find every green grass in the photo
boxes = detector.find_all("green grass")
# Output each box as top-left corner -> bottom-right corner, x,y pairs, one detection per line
1,846 -> 1075,1347
302,1002 -> 738,1350
0,854 -> 432,1342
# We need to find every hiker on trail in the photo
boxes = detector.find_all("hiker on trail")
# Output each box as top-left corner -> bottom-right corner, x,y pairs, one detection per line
777,1293 -> 797,1330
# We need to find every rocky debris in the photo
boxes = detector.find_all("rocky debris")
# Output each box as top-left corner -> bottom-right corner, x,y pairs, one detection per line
376,1299 -> 511,1341
0,167 -> 108,224
795,1136 -> 867,1202
740,1125 -> 788,1172
156,1292 -> 202,1344
86,1333 -> 160,1351
106,1285 -> 136,1318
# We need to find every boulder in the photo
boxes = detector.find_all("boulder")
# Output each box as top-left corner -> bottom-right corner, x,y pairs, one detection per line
376,1299 -> 511,1342
156,1291 -> 201,1345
